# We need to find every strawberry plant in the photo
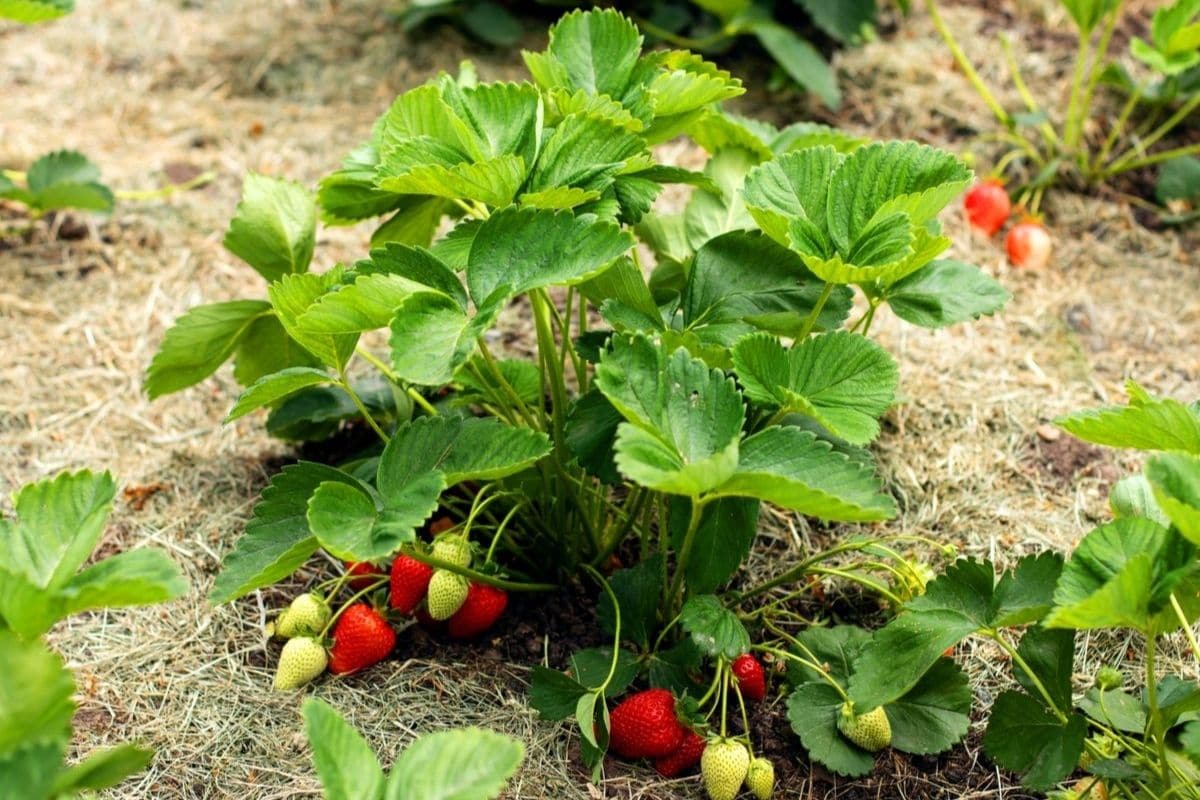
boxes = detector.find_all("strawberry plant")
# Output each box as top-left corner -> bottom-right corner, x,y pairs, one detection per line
840,383 -> 1200,797
301,697 -> 523,800
146,11 -> 1008,737
0,470 -> 189,797
930,0 -> 1200,218
0,150 -> 114,218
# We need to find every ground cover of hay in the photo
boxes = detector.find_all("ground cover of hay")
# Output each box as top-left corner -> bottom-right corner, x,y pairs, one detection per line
2,1 -> 1198,797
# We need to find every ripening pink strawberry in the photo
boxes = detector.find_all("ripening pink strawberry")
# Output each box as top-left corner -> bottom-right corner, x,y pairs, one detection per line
1005,219 -> 1052,269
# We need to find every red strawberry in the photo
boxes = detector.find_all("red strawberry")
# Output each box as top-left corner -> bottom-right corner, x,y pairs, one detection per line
447,582 -> 508,639
731,654 -> 767,702
327,603 -> 396,675
345,561 -> 384,591
609,688 -> 685,759
654,729 -> 706,777
963,178 -> 1011,236
1006,219 -> 1052,269
389,554 -> 434,616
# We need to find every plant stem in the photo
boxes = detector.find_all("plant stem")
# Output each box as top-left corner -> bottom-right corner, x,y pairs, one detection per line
1106,139 -> 1200,176
474,340 -> 539,429
355,345 -> 439,417
337,371 -> 390,443
1170,593 -> 1200,668
400,546 -> 558,592
797,282 -> 834,341
666,497 -> 707,612
633,16 -> 730,51
999,34 -> 1060,150
1092,86 -> 1143,177
1077,1 -> 1124,153
1145,634 -> 1173,791
1106,93 -> 1200,175
319,577 -> 389,637
582,565 -> 623,694
926,0 -> 1012,128
1063,29 -> 1093,150
989,631 -> 1068,723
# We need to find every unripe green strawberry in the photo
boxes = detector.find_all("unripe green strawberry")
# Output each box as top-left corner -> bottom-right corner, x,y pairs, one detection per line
426,569 -> 469,620
273,636 -> 327,690
745,757 -> 775,800
273,593 -> 330,639
1095,666 -> 1124,690
837,703 -> 891,752
431,535 -> 472,568
701,739 -> 750,800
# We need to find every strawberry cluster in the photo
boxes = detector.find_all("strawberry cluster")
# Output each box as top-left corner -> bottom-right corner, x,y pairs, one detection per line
609,689 -> 706,777
963,179 -> 1053,269
270,529 -> 508,691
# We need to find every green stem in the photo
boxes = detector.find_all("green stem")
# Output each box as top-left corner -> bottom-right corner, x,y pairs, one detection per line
474,341 -> 539,429
926,0 -> 1013,128
1106,93 -> 1200,175
734,538 -> 892,604
485,501 -> 527,564
400,546 -> 557,592
1145,634 -> 1173,791
319,577 -> 389,637
797,282 -> 834,341
999,34 -> 1060,150
582,565 -> 623,694
1077,1 -> 1124,150
116,171 -> 216,201
666,497 -> 707,612
355,346 -> 439,417
1092,86 -> 1143,177
757,634 -> 850,702
989,632 -> 1068,723
633,16 -> 729,51
1063,29 -> 1093,150
337,371 -> 390,443
1170,593 -> 1200,668
1106,139 -> 1200,177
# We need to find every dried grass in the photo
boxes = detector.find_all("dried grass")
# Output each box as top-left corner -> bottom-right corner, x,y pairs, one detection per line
1,0 -> 1198,797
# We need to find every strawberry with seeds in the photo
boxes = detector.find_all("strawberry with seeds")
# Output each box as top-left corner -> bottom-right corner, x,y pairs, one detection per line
609,688 -> 686,759
328,603 -> 396,675
448,582 -> 508,639
389,554 -> 433,616
654,729 -> 706,777
731,654 -> 767,702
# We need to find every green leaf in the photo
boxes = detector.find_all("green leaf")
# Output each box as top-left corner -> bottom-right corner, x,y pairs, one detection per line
564,390 -> 623,484
716,426 -> 895,522
378,156 -> 526,208
225,367 -> 331,422
1109,474 -> 1170,525
233,314 -> 322,387
1060,0 -> 1121,34
0,470 -> 116,590
265,380 -> 396,442
58,549 -> 187,618
796,0 -> 877,43
441,80 -> 542,167
597,555 -> 663,650
301,698 -> 385,800
682,231 -> 853,344
983,691 -> 1087,790
33,181 -> 115,213
751,22 -> 840,109
596,335 -> 744,496
52,744 -> 154,793
885,658 -> 971,755
145,300 -> 272,399
680,595 -> 750,659
268,268 -> 359,369
787,682 -> 875,777
992,551 -> 1064,626
669,496 -> 760,594
0,741 -> 64,800
385,728 -> 523,800
684,148 -> 758,250
883,259 -> 1010,328
529,666 -> 588,721
1156,156 -> 1200,203
1045,517 -> 1188,632
528,8 -> 642,98
26,149 -> 98,188
223,174 -> 317,282
1146,453 -> 1200,543
378,416 -> 551,491
1078,687 -> 1146,733
308,474 -> 444,562
389,292 -> 494,386
0,631 -> 75,756
371,197 -> 447,247
525,114 -> 643,196
732,332 -> 898,445
0,0 -> 73,22
743,146 -> 841,249
570,648 -> 639,695
1014,627 -> 1075,710
1055,381 -> 1200,453
466,206 -> 633,305
209,463 -> 360,603
787,625 -> 872,686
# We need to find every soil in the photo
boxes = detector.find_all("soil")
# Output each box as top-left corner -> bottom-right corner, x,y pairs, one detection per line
2,0 -> 1199,798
